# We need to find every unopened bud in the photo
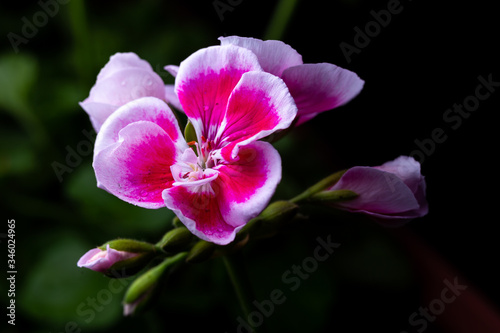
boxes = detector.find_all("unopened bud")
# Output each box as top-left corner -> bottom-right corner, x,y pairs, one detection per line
186,240 -> 216,263
156,227 -> 193,253
77,239 -> 158,278
123,252 -> 187,316
243,200 -> 298,239
184,121 -> 197,146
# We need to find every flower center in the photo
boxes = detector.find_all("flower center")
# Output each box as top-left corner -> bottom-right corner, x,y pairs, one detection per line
171,137 -> 221,186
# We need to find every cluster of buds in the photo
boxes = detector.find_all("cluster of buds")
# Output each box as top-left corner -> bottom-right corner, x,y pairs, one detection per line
77,198 -> 301,315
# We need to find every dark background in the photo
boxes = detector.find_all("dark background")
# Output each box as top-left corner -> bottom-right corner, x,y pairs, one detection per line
1,0 -> 498,332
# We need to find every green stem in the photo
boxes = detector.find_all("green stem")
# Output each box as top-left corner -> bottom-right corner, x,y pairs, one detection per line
289,169 -> 347,204
223,253 -> 259,332
264,0 -> 300,40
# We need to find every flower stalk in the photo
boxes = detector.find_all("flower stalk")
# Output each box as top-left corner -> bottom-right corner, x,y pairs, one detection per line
289,169 -> 347,204
123,252 -> 188,316
223,252 -> 259,333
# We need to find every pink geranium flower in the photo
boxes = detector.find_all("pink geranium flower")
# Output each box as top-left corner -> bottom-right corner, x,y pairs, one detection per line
219,36 -> 364,125
327,156 -> 428,224
79,53 -> 168,132
93,45 -> 297,245
77,244 -> 139,273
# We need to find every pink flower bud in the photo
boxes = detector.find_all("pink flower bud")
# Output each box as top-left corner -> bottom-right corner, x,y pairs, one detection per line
328,156 -> 428,225
77,244 -> 139,274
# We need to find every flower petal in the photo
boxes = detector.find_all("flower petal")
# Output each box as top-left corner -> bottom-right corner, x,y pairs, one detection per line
164,65 -> 179,77
281,63 -> 364,120
214,141 -> 282,228
88,68 -> 165,107
79,101 -> 117,132
163,182 -> 238,245
219,36 -> 303,77
330,166 -> 420,215
77,247 -> 105,268
97,53 -> 154,81
175,45 -> 262,140
94,120 -> 181,208
164,84 -> 183,112
163,141 -> 281,245
94,97 -> 186,157
81,53 -> 166,132
217,71 -> 297,159
375,156 -> 423,193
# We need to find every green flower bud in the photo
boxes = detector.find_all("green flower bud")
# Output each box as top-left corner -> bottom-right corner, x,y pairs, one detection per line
186,240 -> 216,263
156,227 -> 194,253
172,215 -> 184,228
123,252 -> 187,316
101,239 -> 157,253
184,121 -> 198,146
241,200 -> 299,239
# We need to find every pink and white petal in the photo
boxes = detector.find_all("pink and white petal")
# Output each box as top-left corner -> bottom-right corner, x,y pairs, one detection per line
164,65 -> 179,77
89,68 -> 165,107
217,71 -> 297,159
214,141 -> 282,228
375,156 -> 422,193
97,53 -> 154,81
79,101 -> 117,132
94,97 -> 187,157
175,45 -> 262,140
376,156 -> 428,218
219,36 -> 303,77
164,85 -> 183,112
77,248 -> 104,268
281,63 -> 364,118
94,121 -> 180,208
330,167 -> 420,215
162,183 -> 241,245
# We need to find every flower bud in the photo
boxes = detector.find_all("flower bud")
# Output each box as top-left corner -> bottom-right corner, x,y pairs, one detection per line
77,239 -> 158,277
184,121 -> 198,145
185,240 -> 216,264
156,227 -> 194,253
123,252 -> 187,316
172,216 -> 184,228
326,156 -> 428,225
241,200 -> 299,239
